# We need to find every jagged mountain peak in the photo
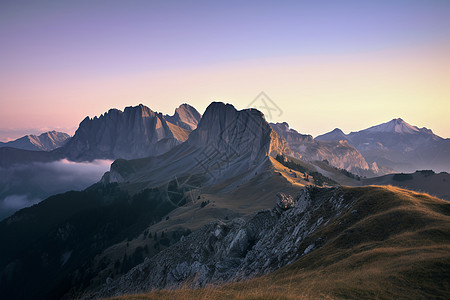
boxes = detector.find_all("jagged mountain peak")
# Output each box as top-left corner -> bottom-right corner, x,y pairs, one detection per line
165,103 -> 202,131
271,122 -> 300,134
62,104 -> 190,161
188,102 -> 290,161
123,103 -> 157,118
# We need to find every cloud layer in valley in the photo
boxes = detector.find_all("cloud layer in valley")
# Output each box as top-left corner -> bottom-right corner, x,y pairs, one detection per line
0,159 -> 112,220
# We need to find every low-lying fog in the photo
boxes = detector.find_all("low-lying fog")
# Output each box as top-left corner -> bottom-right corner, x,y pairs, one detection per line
0,159 -> 112,220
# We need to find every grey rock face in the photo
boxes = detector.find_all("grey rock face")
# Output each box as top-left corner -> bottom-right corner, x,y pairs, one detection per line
106,102 -> 293,191
0,131 -> 71,151
93,187 -> 354,298
270,122 -> 375,175
165,103 -> 202,131
189,102 -> 293,164
276,192 -> 295,212
61,104 -> 190,161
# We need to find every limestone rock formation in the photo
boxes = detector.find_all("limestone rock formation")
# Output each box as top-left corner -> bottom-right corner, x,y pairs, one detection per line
60,104 -> 190,161
270,122 -> 375,175
93,187 -> 354,298
165,103 -> 202,131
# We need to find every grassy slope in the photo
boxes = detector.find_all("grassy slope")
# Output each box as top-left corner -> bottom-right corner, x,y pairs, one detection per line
363,171 -> 450,201
108,185 -> 450,299
87,158 -> 306,290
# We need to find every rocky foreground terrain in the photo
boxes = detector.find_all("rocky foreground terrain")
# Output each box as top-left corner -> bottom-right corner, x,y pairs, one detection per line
90,185 -> 450,299
90,187 -> 352,298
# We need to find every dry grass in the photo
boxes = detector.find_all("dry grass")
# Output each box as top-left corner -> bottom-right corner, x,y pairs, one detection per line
106,185 -> 450,300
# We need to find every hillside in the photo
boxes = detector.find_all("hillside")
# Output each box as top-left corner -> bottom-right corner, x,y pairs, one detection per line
363,170 -> 450,201
104,185 -> 450,299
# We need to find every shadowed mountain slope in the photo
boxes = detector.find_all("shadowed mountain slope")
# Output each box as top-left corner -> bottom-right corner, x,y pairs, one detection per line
96,185 -> 450,299
106,102 -> 293,190
271,122 -> 380,176
165,103 -> 202,131
317,118 -> 450,173
60,104 -> 191,161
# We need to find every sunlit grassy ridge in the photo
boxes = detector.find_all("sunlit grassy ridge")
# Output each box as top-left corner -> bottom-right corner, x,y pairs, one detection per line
106,185 -> 450,299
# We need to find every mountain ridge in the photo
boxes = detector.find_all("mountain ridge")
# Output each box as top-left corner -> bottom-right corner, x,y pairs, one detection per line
270,122 -> 379,176
58,104 -> 193,161
0,131 -> 70,151
316,118 -> 450,173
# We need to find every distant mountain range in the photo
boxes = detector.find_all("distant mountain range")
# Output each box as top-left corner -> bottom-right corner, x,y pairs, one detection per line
58,104 -> 200,161
0,131 -> 70,151
1,102 -> 448,299
1,105 -> 448,177
316,118 -> 450,173
270,122 -> 381,176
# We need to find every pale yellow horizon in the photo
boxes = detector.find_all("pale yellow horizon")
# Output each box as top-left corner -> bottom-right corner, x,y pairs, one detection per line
0,42 -> 449,140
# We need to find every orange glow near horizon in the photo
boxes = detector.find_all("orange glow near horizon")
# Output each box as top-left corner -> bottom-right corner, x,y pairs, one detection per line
1,42 -> 448,140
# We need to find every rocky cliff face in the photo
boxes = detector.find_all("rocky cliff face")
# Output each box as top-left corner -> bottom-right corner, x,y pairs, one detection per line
0,131 -> 70,151
316,118 -> 450,173
107,102 -> 293,190
188,103 -> 293,163
61,104 -> 190,161
165,103 -> 202,131
271,123 -> 374,175
92,187 -> 355,298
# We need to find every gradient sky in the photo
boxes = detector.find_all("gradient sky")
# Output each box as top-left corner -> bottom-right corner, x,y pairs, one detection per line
1,0 -> 449,141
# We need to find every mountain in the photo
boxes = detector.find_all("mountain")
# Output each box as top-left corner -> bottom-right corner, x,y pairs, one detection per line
314,127 -> 347,142
0,131 -> 70,151
107,102 -> 293,189
59,104 -> 191,161
316,118 -> 450,173
94,185 -> 450,299
270,122 -> 379,176
0,102 -> 301,299
165,103 -> 202,131
1,102 -> 449,300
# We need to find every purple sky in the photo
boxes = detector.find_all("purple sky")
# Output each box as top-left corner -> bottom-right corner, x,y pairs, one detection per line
1,0 -> 449,140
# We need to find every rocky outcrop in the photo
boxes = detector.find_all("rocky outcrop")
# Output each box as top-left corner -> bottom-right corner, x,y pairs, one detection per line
0,131 -> 70,151
270,122 -> 314,145
106,102 -> 294,190
188,103 -> 293,163
276,192 -> 295,212
165,103 -> 202,131
92,187 -> 355,298
60,104 -> 190,161
270,123 -> 375,175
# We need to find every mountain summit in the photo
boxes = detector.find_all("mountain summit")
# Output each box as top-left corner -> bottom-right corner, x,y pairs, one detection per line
165,103 -> 202,131
363,118 -> 431,135
108,102 -> 293,188
61,104 -> 191,161
271,123 -> 376,175
0,131 -> 70,151
316,118 -> 449,172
